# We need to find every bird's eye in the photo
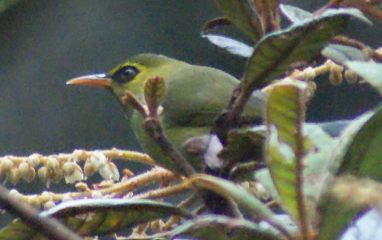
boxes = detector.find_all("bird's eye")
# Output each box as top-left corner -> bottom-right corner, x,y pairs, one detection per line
111,66 -> 140,84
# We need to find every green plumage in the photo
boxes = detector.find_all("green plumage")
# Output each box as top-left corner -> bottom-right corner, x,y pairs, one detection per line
69,54 -> 264,173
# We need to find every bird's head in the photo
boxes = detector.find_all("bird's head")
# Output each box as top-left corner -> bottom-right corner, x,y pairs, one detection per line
67,53 -> 181,102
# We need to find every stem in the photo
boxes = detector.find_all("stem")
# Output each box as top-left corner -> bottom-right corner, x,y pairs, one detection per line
295,85 -> 309,239
143,118 -> 196,177
101,167 -> 177,195
132,181 -> 191,200
214,85 -> 253,144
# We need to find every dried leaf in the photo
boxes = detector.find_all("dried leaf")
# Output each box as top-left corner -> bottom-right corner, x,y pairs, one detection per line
144,76 -> 166,117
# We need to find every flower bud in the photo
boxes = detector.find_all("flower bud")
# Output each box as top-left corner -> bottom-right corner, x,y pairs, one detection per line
150,219 -> 164,233
52,169 -> 64,183
329,65 -> 343,85
63,162 -> 83,184
63,162 -> 76,175
38,166 -> 49,182
1,158 -> 14,171
83,160 -> 95,178
89,152 -> 107,170
344,70 -> 358,84
43,200 -> 56,209
46,157 -> 59,170
19,162 -> 36,182
27,154 -> 42,167
9,168 -> 20,185
75,182 -> 90,192
99,162 -> 119,181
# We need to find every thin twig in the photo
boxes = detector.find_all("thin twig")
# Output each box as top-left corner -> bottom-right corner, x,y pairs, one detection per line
100,167 -> 177,195
143,118 -> 196,177
132,180 -> 191,200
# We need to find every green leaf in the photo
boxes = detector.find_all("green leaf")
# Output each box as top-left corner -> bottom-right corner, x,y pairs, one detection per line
242,8 -> 370,90
317,196 -> 360,240
129,215 -> 279,240
165,215 -> 279,240
201,33 -> 253,58
324,112 -> 374,176
346,61 -> 382,95
337,105 -> 382,178
0,199 -> 191,239
255,169 -> 280,203
322,44 -> 369,64
279,4 -> 312,23
256,122 -> 338,206
220,128 -> 264,172
214,0 -> 263,40
318,106 -> 382,240
264,79 -> 310,234
301,124 -> 337,201
190,174 -> 293,239
201,16 -> 231,33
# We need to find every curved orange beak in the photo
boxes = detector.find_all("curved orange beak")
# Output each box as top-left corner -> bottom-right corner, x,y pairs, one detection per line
66,74 -> 112,88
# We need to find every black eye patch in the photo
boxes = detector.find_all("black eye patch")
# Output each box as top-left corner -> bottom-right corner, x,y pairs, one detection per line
111,66 -> 140,84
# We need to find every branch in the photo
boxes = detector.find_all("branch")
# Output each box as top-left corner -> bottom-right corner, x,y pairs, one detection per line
0,184 -> 82,240
143,118 -> 196,177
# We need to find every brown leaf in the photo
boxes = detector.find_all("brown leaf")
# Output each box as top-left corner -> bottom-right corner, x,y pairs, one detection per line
144,76 -> 166,117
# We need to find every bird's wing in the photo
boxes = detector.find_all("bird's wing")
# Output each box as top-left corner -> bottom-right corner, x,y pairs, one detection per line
161,65 -> 262,128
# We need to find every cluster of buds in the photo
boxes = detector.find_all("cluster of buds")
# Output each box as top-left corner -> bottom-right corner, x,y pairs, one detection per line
83,152 -> 119,181
0,150 -> 126,186
0,155 -> 39,184
328,60 -> 359,85
288,59 -> 361,96
9,189 -> 75,210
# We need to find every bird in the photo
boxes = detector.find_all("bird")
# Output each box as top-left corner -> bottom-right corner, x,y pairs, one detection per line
67,53 -> 264,175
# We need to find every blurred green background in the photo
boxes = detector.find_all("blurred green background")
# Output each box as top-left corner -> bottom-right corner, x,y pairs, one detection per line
0,0 -> 380,157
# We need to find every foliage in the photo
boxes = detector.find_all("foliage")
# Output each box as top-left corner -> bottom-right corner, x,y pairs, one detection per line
0,0 -> 19,12
1,1 -> 382,240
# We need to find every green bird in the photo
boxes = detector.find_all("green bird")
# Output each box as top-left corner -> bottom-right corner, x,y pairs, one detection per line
67,54 -> 264,175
